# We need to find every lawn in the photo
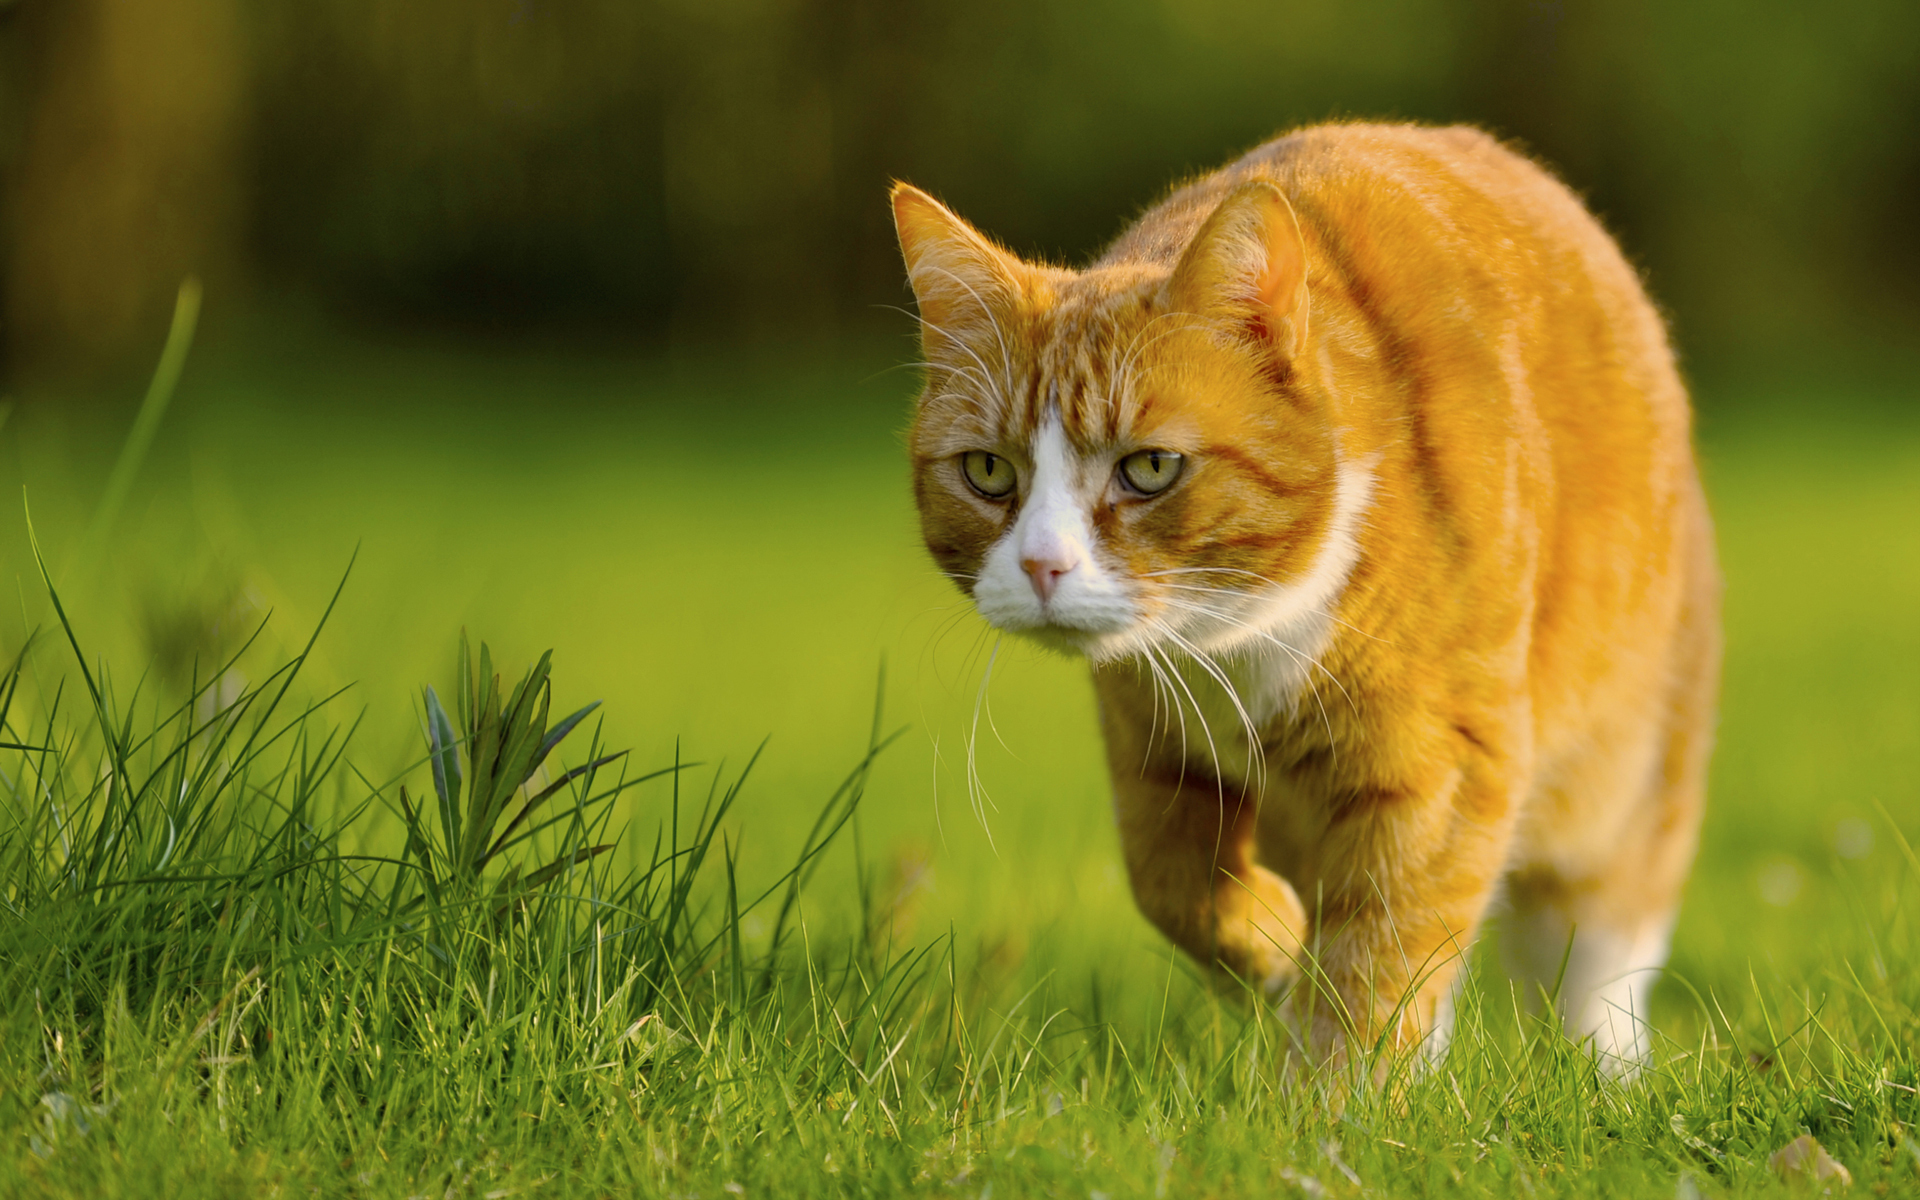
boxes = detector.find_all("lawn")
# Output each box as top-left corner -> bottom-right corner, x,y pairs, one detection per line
0,318 -> 1916,1197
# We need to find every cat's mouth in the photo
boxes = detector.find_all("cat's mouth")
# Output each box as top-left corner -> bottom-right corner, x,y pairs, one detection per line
1016,621 -> 1111,658
977,602 -> 1153,664
991,588 -> 1266,667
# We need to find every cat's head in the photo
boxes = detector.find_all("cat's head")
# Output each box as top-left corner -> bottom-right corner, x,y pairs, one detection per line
893,180 -> 1363,666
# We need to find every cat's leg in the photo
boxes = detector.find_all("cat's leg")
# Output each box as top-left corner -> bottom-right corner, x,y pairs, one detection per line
1420,953 -> 1475,1065
1504,738 -> 1712,1071
1283,746 -> 1524,1079
1294,889 -> 1490,1078
1500,882 -> 1678,1069
1110,765 -> 1308,991
1504,545 -> 1718,1071
1096,670 -> 1308,989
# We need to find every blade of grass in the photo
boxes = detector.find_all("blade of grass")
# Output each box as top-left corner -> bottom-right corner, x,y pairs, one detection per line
78,278 -> 202,575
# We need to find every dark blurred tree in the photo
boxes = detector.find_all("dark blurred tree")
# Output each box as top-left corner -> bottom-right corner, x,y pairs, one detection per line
1,0 -> 246,384
6,0 -> 1916,372
248,2 -> 671,337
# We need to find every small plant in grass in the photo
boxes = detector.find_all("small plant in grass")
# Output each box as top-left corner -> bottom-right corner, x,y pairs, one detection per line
395,632 -> 622,915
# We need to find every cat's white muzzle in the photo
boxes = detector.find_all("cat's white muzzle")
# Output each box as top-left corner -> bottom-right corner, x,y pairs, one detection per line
968,415 -> 1140,657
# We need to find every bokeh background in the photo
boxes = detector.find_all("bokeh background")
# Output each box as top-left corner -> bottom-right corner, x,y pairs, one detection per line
0,0 -> 1915,1027
6,0 -> 1920,377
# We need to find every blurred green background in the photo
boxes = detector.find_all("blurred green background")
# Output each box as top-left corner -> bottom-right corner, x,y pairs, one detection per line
0,1 -> 1915,1022
3,0 -> 1918,375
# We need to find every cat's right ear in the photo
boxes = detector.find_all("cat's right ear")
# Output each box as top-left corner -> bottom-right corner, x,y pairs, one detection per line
1167,180 -> 1310,360
891,183 -> 1031,349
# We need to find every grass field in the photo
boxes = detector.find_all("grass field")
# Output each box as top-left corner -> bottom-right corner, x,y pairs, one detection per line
1,320 -> 1917,1197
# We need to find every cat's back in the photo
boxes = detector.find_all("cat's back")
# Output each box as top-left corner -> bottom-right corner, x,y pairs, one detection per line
1108,122 -> 1611,275
1105,122 -> 1678,411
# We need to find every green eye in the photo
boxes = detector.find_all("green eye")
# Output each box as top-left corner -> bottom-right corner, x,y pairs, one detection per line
961,450 -> 1017,499
1119,449 -> 1184,495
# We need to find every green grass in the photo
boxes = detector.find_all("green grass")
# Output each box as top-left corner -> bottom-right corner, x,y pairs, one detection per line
0,323 -> 1917,1197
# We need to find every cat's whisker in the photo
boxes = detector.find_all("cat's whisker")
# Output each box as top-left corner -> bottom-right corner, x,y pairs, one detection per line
927,730 -> 945,845
913,616 -> 989,820
1151,584 -> 1371,704
1140,642 -> 1183,770
1141,568 -> 1396,648
1153,593 -> 1360,724
1147,617 -> 1267,792
917,353 -> 1001,399
873,312 -> 1004,396
958,623 -> 1000,715
924,390 -> 998,422
1117,312 -> 1212,383
1142,566 -> 1280,580
1118,334 -> 1231,413
1142,643 -> 1196,807
1182,633 -> 1341,769
921,370 -> 998,397
922,619 -> 992,770
1153,580 -> 1389,653
897,310 -> 1001,395
919,366 -> 1001,415
1130,647 -> 1168,772
906,309 -> 1010,417
964,635 -> 1004,853
1113,310 -> 1211,422
1140,621 -> 1232,805
1118,309 -> 1211,373
908,264 -> 1020,413
1114,310 -> 1188,384
1125,639 -> 1166,759
1150,655 -> 1175,763
1117,352 -> 1201,411
934,612 -> 991,693
1152,596 -> 1345,763
919,604 -> 972,673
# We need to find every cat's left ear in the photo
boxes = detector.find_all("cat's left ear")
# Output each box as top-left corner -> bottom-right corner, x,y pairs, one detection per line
890,183 -> 1034,350
1167,180 -> 1310,359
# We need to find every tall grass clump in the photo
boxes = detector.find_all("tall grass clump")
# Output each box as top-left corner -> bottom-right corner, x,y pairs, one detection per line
0,551 -> 902,1189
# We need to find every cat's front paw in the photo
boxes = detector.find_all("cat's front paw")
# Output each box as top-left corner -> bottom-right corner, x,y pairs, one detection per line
1216,865 -> 1306,992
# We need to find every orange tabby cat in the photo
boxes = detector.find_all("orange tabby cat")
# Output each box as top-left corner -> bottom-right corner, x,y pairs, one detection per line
892,123 -> 1720,1073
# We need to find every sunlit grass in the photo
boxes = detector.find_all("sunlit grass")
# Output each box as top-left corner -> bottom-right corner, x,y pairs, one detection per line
0,325 -> 1917,1196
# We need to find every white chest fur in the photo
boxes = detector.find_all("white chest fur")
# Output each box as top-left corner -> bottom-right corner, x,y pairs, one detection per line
1128,458 -> 1374,787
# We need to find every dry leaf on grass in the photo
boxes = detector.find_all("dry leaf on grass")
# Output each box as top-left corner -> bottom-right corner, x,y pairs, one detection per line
1768,1134 -> 1852,1188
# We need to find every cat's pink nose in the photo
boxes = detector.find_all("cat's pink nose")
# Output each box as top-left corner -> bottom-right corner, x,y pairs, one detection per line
1022,554 -> 1076,603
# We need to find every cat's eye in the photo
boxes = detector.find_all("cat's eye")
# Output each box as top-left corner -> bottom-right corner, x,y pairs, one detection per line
961,450 -> 1017,499
1118,449 -> 1184,496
